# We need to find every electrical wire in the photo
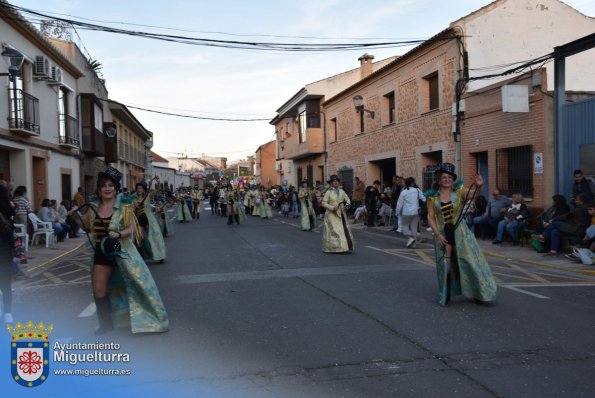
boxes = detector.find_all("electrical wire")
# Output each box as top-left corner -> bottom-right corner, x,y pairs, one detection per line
1,3 -> 451,52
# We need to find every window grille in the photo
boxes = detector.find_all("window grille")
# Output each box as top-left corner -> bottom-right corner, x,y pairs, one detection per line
496,145 -> 533,197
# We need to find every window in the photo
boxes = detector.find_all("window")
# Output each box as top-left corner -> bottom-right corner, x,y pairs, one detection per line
359,108 -> 365,133
298,111 -> 307,143
384,91 -> 395,124
330,118 -> 337,142
496,145 -> 533,198
423,72 -> 439,112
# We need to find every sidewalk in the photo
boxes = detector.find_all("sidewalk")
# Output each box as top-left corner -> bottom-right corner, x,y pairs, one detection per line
20,234 -> 88,279
349,220 -> 595,276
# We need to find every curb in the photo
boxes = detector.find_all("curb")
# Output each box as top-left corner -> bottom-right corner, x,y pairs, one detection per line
482,249 -> 595,276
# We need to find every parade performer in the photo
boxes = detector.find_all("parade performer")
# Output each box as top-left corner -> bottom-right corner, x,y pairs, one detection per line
322,175 -> 354,253
298,180 -> 316,231
133,178 -> 166,263
84,167 -> 168,334
258,187 -> 273,219
252,187 -> 262,217
226,189 -> 246,225
155,198 -> 174,237
243,184 -> 254,215
176,189 -> 192,222
191,186 -> 203,219
425,163 -> 497,306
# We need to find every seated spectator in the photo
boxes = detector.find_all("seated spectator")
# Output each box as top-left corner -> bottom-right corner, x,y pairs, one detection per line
537,194 -> 571,234
493,193 -> 529,245
533,194 -> 590,256
57,199 -> 81,238
38,198 -> 70,242
474,189 -> 511,238
353,205 -> 366,224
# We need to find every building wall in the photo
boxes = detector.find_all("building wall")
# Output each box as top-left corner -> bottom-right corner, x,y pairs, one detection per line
461,72 -> 549,210
325,37 -> 461,187
454,0 -> 595,92
259,141 -> 277,188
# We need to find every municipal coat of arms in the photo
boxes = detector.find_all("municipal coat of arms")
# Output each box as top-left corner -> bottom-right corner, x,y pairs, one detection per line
7,321 -> 53,387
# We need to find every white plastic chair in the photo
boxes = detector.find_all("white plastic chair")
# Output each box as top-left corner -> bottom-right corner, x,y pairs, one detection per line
28,213 -> 55,248
13,223 -> 29,252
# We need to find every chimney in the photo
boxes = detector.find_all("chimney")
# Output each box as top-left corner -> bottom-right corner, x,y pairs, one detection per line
358,53 -> 375,79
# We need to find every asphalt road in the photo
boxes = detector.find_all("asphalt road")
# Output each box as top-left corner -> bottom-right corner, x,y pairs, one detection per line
7,204 -> 595,398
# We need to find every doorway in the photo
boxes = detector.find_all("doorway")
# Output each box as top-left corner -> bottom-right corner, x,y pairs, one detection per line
61,173 -> 72,202
32,156 -> 47,210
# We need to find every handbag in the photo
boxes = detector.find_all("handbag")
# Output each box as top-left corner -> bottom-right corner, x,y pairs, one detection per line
574,247 -> 595,265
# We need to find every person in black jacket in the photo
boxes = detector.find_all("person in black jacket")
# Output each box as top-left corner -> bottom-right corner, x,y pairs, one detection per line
0,183 -> 15,324
365,180 -> 381,227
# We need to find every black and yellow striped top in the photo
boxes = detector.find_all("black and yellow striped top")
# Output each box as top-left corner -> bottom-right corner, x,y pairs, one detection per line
440,201 -> 455,225
135,199 -> 145,216
92,216 -> 112,245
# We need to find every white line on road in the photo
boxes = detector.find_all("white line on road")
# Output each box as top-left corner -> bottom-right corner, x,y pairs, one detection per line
500,285 -> 550,299
78,302 -> 96,318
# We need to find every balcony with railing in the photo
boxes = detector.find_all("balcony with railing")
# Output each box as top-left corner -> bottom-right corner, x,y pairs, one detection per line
7,88 -> 40,135
58,114 -> 80,148
81,126 -> 104,156
283,127 -> 324,160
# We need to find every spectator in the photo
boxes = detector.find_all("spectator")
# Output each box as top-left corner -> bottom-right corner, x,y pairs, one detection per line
534,194 -> 590,256
395,177 -> 425,248
73,186 -> 85,209
0,183 -> 15,323
352,177 -> 365,210
57,200 -> 80,238
12,185 -> 31,226
536,194 -> 571,234
492,193 -> 529,245
473,189 -> 511,238
364,180 -> 381,227
38,199 -> 70,242
571,169 -> 594,205
378,193 -> 392,226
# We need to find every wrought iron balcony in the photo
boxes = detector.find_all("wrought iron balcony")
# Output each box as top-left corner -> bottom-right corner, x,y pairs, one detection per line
58,114 -> 80,147
7,88 -> 40,135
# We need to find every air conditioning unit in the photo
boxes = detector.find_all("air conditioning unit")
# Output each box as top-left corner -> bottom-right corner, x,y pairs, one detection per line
33,56 -> 51,78
49,66 -> 63,83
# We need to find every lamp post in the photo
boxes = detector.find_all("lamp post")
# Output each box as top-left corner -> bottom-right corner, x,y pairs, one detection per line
352,95 -> 375,118
1,48 -> 25,128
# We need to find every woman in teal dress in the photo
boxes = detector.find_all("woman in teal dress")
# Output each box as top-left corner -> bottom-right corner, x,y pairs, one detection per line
176,190 -> 192,222
133,178 -> 166,263
425,163 -> 497,306
85,167 -> 169,334
298,180 -> 316,231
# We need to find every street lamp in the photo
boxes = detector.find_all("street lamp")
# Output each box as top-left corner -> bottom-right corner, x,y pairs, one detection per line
352,94 -> 375,118
1,48 -> 25,129
105,126 -> 117,140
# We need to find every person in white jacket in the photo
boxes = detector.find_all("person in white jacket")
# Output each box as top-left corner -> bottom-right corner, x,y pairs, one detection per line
395,177 -> 426,248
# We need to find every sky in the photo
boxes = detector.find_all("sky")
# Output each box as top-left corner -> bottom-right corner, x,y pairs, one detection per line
10,0 -> 595,161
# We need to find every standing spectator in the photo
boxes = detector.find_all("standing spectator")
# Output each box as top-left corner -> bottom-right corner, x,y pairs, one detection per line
390,176 -> 404,232
11,186 -> 31,226
0,184 -> 15,323
73,186 -> 85,209
396,177 -> 426,248
571,169 -> 594,205
352,177 -> 365,210
364,180 -> 381,227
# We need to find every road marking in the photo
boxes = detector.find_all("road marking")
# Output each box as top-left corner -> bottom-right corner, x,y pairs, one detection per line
500,282 -> 595,299
366,246 -> 434,266
501,285 -> 550,299
415,249 -> 433,264
42,271 -> 64,284
78,302 -> 96,318
505,261 -> 550,283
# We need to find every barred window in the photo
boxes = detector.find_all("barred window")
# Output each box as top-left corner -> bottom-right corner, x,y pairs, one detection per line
496,145 -> 533,198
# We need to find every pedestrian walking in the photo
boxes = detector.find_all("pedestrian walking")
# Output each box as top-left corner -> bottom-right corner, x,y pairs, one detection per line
425,163 -> 497,306
395,177 -> 425,248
